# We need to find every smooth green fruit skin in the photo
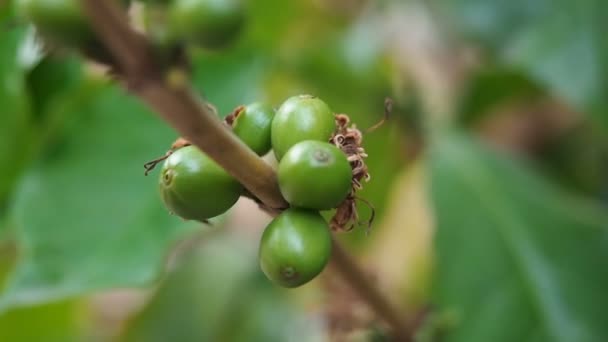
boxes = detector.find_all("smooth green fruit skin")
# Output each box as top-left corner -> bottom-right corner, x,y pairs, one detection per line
17,0 -> 93,46
160,145 -> 242,222
232,102 -> 275,156
168,0 -> 245,49
278,141 -> 352,210
259,209 -> 332,288
271,95 -> 336,160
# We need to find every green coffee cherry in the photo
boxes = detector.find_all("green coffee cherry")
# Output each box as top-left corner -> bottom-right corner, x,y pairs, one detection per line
168,0 -> 245,49
271,95 -> 336,160
160,145 -> 242,222
16,0 -> 94,47
232,102 -> 275,156
278,140 -> 352,210
259,209 -> 332,288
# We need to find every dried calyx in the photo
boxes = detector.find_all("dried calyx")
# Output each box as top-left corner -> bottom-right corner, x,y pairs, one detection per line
329,98 -> 391,232
329,114 -> 371,232
143,137 -> 191,175
224,105 -> 245,126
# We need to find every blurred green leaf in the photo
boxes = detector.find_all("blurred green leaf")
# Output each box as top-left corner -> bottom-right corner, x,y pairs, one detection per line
0,242 -> 84,342
430,134 -> 608,341
0,242 -> 17,289
244,0 -> 318,51
537,123 -> 608,198
190,48 -> 269,116
121,234 -> 317,342
433,0 -> 547,50
24,55 -> 106,159
26,55 -> 82,122
0,0 -> 15,23
2,48 -> 97,238
0,26 -> 33,212
0,300 -> 84,342
457,66 -> 543,125
436,0 -> 608,127
1,86 -> 200,310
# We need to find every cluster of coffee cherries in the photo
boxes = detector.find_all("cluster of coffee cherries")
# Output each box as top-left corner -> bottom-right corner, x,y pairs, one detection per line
16,0 -> 372,288
154,95 -> 371,288
16,0 -> 245,52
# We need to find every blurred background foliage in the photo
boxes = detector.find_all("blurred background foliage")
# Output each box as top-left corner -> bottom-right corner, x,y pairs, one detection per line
0,0 -> 607,341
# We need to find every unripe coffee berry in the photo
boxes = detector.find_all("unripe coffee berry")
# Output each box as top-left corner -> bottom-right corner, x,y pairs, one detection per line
259,209 -> 332,288
232,102 -> 275,156
16,0 -> 94,47
271,95 -> 336,160
278,140 -> 352,210
159,145 -> 242,222
168,0 -> 245,49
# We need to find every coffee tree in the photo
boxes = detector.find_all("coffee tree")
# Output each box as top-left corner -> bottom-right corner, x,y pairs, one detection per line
1,0 -> 607,341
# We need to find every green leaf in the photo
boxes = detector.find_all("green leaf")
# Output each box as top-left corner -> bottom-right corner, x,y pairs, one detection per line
435,0 -> 608,128
0,0 -> 15,23
537,125 -> 608,197
120,234 -> 314,342
191,48 -> 268,116
0,243 -> 17,289
26,55 -> 83,123
0,26 -> 33,211
430,134 -> 608,342
24,55 -> 105,159
1,86 -> 199,310
0,300 -> 84,342
0,242 -> 84,342
456,66 -> 543,126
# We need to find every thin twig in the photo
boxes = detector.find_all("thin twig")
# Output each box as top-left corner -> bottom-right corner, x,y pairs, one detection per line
330,240 -> 413,341
81,1 -> 411,339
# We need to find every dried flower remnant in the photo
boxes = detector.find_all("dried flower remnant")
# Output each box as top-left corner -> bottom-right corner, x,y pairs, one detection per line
143,137 -> 191,175
329,99 -> 391,232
